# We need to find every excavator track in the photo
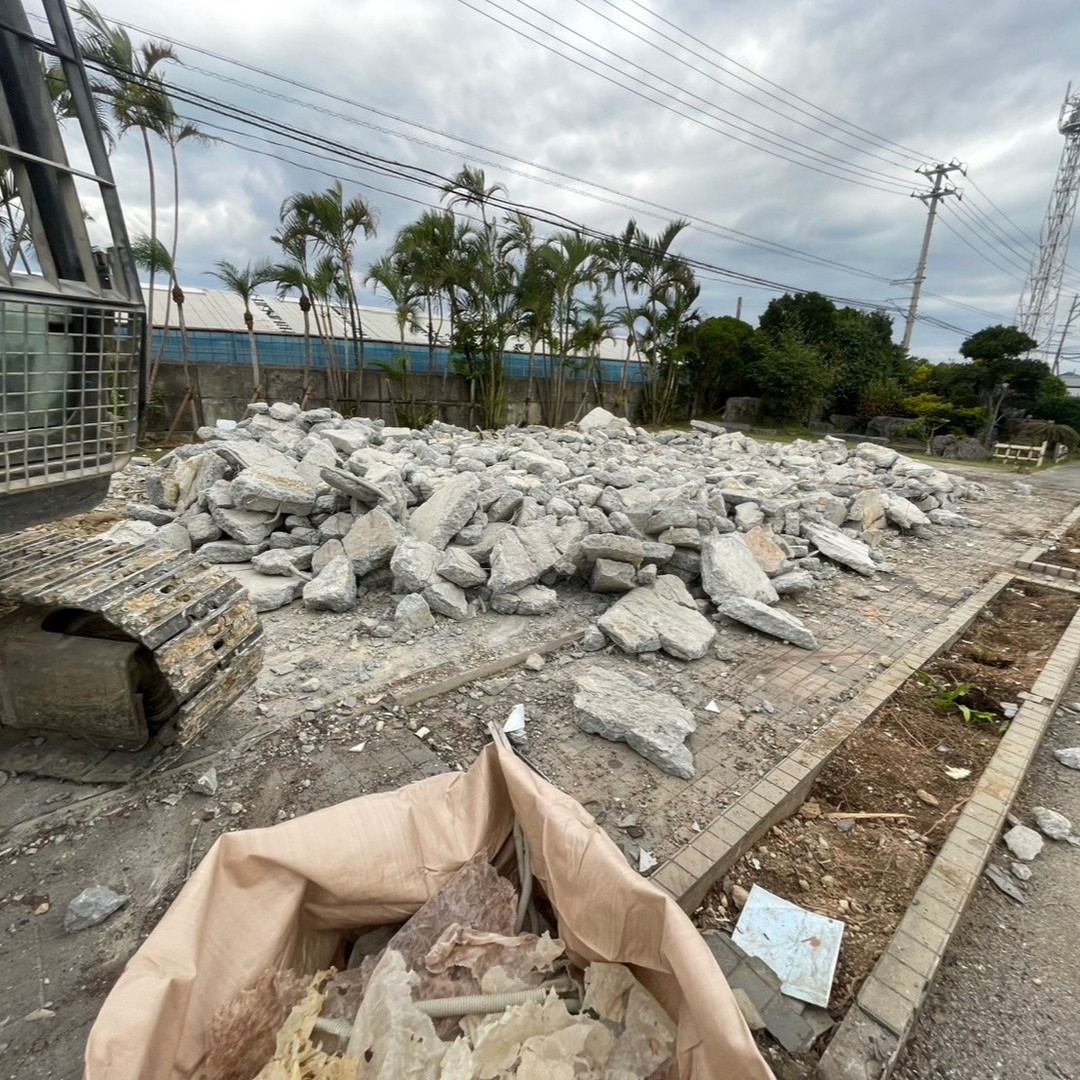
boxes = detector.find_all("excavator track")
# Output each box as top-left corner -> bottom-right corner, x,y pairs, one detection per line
0,529 -> 263,783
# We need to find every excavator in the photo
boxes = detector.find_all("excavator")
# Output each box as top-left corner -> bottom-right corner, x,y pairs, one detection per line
0,0 -> 262,782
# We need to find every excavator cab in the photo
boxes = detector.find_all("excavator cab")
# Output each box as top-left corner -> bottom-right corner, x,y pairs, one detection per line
0,0 -> 262,781
0,0 -> 143,532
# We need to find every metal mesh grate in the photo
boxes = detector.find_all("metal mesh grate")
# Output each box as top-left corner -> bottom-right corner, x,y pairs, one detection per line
0,297 -> 140,492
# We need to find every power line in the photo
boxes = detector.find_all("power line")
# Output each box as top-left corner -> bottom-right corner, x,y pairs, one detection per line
616,0 -> 938,162
64,9 -> 909,284
450,0 -> 914,195
570,0 -> 919,172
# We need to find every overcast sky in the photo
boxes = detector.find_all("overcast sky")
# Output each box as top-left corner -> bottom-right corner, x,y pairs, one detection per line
49,0 -> 1080,365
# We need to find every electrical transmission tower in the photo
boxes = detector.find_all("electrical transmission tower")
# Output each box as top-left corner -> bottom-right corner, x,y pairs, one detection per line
1016,84 -> 1080,363
901,162 -> 964,352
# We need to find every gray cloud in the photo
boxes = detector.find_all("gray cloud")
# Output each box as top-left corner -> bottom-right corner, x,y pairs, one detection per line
73,0 -> 1080,364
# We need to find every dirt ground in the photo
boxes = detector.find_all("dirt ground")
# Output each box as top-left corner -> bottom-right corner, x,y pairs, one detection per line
1036,519 -> 1080,570
696,580 -> 1078,1017
1,457 -> 1078,1078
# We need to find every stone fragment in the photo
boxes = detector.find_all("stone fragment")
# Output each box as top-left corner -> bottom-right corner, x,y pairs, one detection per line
395,592 -> 435,629
423,580 -> 470,620
231,468 -> 316,516
192,767 -> 218,796
718,596 -> 818,650
303,556 -> 357,612
197,540 -> 263,563
801,521 -> 876,576
311,538 -> 345,575
127,504 -> 175,526
927,508 -> 981,528
209,505 -> 281,546
771,570 -> 815,595
598,585 -> 716,661
514,584 -> 559,615
847,489 -> 886,532
1011,861 -> 1032,881
576,533 -> 651,567
883,493 -> 931,530
390,536 -> 441,593
268,401 -> 301,422
251,549 -> 302,576
408,473 -> 480,549
855,443 -> 899,469
488,528 -> 543,595
524,653 -> 545,671
64,886 -> 129,932
143,522 -> 193,553
577,406 -> 630,433
105,519 -> 158,545
1054,746 -> 1080,770
1003,824 -> 1044,861
700,534 -> 779,605
734,502 -> 765,531
185,512 -> 221,546
590,558 -> 637,593
573,666 -> 696,778
228,567 -> 304,612
1031,806 -> 1072,841
984,864 -> 1025,904
342,508 -> 402,576
437,546 -> 488,588
741,526 -> 788,575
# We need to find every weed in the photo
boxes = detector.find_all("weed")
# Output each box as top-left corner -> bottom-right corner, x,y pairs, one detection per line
912,668 -> 1005,731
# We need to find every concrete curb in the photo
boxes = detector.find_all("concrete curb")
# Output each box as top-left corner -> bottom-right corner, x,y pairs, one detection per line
651,574 -> 1011,912
1016,502 -> 1080,580
817,598 -> 1080,1079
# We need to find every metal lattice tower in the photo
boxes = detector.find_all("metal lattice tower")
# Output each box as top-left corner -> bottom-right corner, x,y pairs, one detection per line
1017,84 -> 1080,359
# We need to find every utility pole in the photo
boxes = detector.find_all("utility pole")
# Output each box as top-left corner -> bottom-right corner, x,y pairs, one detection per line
901,161 -> 964,352
735,296 -> 743,321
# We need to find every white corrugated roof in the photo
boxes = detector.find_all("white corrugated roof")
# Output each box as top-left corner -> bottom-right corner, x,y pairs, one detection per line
141,284 -> 629,360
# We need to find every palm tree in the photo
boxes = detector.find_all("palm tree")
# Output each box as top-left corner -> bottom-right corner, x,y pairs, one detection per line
208,258 -> 275,400
75,3 -> 177,347
572,291 -> 617,413
598,219 -> 642,408
271,256 -> 316,408
278,181 -> 377,404
441,164 -> 506,239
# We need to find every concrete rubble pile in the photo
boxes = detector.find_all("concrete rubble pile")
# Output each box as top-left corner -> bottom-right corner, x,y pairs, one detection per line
114,403 -> 983,658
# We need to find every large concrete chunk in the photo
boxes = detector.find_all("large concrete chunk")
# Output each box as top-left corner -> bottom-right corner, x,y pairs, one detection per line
228,566 -> 303,612
883,493 -> 931,530
700,534 -> 779,605
342,508 -> 403,577
488,528 -> 543,595
209,504 -> 281,546
590,558 -> 637,593
597,585 -> 717,661
408,473 -> 480,549
437,546 -> 488,588
741,526 -> 788,576
390,536 -> 441,593
847,489 -> 886,532
718,596 -> 818,650
423,580 -> 470,620
573,666 -> 696,779
802,521 -> 876,576
231,468 -> 317,517
302,555 -> 357,612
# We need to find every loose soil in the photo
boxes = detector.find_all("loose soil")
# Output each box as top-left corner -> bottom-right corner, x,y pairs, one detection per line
696,580 -> 1078,1020
1034,519 -> 1080,570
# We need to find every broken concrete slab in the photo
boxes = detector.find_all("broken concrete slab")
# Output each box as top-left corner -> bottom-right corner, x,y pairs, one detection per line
407,473 -> 480,549
423,579 -> 470,620
573,666 -> 696,778
741,526 -> 788,576
700,534 -> 780,606
230,468 -> 317,517
302,555 -> 357,613
597,585 -> 717,661
590,558 -> 637,593
437,546 -> 488,588
227,566 -> 304,612
395,592 -> 435,629
342,508 -> 402,577
718,595 -> 819,650
390,536 -> 441,593
1003,824 -> 1044,861
801,521 -> 877,576
209,504 -> 281,546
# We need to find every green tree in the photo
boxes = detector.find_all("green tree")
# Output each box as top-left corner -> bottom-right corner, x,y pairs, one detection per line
682,316 -> 756,416
749,328 -> 833,424
959,325 -> 1041,443
758,290 -> 837,347
278,181 -> 378,400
